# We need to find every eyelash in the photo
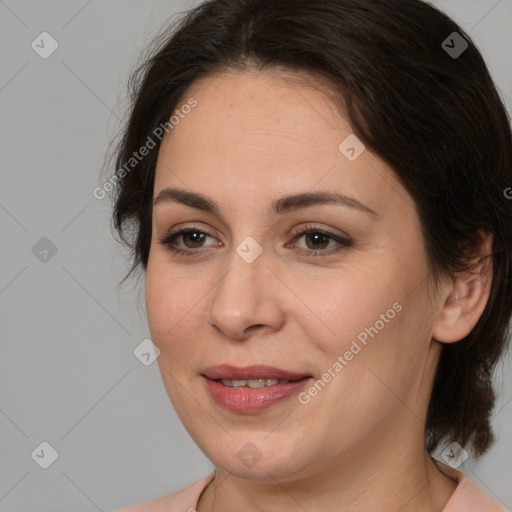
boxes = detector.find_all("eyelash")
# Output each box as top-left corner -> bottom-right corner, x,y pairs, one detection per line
157,224 -> 352,259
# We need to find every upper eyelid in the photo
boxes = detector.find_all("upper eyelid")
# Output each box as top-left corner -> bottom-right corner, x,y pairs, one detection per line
165,224 -> 348,239
164,225 -> 350,248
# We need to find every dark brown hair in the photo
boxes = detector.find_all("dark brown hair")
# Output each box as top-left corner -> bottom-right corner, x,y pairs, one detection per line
107,0 -> 512,458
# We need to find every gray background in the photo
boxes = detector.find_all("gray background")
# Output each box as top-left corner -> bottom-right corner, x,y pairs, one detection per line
0,1 -> 511,511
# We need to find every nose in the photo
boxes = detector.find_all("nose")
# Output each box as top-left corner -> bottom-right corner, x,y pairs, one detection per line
207,241 -> 285,341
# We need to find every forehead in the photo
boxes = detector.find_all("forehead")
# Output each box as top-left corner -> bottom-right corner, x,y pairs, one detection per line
180,67 -> 346,138
156,70 -> 346,178
153,69 -> 413,222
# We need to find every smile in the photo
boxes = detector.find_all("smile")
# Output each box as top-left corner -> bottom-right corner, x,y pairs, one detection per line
202,367 -> 312,413
216,378 -> 286,388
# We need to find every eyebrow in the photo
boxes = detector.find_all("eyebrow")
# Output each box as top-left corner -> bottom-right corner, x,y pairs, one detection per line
153,187 -> 378,217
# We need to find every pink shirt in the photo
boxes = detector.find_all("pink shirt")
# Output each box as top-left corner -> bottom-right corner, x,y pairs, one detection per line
116,462 -> 507,511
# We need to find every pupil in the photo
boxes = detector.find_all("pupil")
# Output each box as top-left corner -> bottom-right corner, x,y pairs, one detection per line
186,232 -> 204,247
306,233 -> 328,250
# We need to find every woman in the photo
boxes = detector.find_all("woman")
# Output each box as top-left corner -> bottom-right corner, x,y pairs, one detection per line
109,0 -> 512,510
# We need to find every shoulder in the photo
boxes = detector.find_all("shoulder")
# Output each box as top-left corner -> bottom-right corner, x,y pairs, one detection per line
434,460 -> 507,512
443,475 -> 508,512
114,473 -> 215,512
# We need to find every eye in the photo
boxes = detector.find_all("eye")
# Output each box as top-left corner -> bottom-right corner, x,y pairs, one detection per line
158,225 -> 217,257
288,225 -> 352,258
157,224 -> 352,258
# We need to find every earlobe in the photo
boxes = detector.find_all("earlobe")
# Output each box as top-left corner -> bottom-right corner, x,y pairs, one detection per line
432,232 -> 493,344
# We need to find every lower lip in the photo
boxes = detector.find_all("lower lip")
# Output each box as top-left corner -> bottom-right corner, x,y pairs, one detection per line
204,377 -> 312,413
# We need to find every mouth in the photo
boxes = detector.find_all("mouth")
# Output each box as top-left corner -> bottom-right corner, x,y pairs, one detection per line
202,364 -> 313,413
214,378 -> 295,388
202,364 -> 312,382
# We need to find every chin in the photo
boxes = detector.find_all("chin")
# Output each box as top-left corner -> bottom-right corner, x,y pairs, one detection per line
198,434 -> 314,482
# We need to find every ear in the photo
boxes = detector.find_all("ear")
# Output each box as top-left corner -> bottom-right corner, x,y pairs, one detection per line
432,231 -> 493,344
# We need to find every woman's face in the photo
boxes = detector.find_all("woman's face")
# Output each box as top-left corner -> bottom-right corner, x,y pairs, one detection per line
145,69 -> 445,481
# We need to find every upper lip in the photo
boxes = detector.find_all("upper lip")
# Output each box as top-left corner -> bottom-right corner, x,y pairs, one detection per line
202,365 -> 311,381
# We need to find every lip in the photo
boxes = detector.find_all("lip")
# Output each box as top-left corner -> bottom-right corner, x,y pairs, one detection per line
202,364 -> 311,381
202,365 -> 313,413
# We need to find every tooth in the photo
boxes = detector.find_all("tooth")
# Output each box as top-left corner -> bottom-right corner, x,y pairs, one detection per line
247,379 -> 266,388
219,378 -> 288,388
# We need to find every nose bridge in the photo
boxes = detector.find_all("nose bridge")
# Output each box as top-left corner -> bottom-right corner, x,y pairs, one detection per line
215,235 -> 267,307
207,234 -> 282,337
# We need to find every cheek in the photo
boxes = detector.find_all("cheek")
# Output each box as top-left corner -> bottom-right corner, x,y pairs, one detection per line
145,265 -> 203,413
145,262 -> 209,364
145,264 -> 185,351
315,283 -> 432,427
145,267 -> 168,340
302,254 -> 431,406
300,260 -> 405,357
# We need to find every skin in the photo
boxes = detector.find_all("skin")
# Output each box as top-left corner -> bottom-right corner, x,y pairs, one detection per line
136,68 -> 492,512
